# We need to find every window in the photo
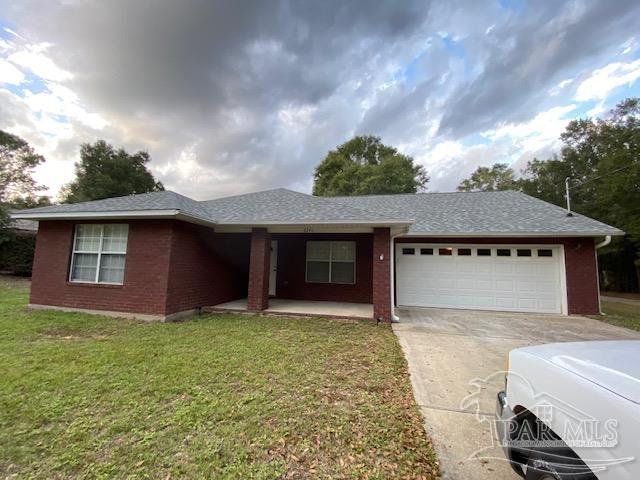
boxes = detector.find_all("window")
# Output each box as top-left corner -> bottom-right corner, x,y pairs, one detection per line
438,248 -> 453,256
538,249 -> 553,257
517,249 -> 532,257
420,248 -> 433,255
402,248 -> 415,255
70,224 -> 129,284
496,249 -> 511,257
457,248 -> 472,256
477,248 -> 491,256
306,241 -> 355,284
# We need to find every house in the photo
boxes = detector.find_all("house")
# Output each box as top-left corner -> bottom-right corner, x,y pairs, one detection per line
11,188 -> 622,322
0,219 -> 38,276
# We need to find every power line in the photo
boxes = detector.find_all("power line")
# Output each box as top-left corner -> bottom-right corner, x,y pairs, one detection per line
571,163 -> 639,190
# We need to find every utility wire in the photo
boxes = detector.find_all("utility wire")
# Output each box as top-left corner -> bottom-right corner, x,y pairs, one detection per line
570,163 -> 639,190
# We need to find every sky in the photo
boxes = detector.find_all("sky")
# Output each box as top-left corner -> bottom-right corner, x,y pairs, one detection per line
1,0 -> 640,201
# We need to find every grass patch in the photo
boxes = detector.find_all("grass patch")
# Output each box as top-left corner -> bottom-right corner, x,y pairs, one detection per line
0,280 -> 438,479
592,300 -> 640,332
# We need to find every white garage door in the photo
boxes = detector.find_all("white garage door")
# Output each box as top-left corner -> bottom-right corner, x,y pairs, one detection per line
395,244 -> 564,314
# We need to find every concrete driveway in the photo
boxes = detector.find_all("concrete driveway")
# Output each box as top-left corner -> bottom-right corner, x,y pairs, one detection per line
393,307 -> 640,480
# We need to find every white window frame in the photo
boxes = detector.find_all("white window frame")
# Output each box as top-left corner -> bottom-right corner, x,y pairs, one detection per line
305,241 -> 356,285
69,224 -> 129,285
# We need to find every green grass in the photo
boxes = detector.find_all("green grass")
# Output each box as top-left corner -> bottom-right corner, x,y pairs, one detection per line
595,300 -> 640,332
0,278 -> 438,479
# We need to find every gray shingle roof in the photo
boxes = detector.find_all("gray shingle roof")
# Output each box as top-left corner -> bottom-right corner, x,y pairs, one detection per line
11,188 -> 622,235
14,191 -> 212,221
326,190 -> 623,236
201,188 -> 408,223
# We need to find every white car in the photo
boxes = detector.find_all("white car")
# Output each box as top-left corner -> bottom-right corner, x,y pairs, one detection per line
496,341 -> 640,480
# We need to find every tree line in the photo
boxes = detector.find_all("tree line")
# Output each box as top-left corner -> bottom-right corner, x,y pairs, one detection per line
1,98 -> 638,289
312,99 -> 640,292
454,99 -> 640,292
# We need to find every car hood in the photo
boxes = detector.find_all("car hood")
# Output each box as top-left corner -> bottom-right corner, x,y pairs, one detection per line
521,341 -> 640,405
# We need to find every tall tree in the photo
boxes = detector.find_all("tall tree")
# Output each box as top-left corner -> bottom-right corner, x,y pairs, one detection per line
61,140 -> 164,203
0,130 -> 45,202
518,98 -> 640,291
457,163 -> 517,191
313,136 -> 428,196
0,131 -> 47,243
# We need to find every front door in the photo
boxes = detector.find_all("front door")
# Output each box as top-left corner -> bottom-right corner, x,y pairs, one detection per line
269,240 -> 278,296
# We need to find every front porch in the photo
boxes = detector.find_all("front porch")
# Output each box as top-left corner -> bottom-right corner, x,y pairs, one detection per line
210,298 -> 374,319
208,226 -> 393,322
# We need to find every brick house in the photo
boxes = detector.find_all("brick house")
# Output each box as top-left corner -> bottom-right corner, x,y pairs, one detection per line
12,188 -> 622,321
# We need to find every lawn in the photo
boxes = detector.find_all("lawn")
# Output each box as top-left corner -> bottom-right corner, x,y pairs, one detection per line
595,300 -> 640,332
0,278 -> 438,479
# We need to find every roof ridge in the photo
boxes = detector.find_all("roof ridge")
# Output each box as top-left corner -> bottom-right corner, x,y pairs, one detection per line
327,190 -> 519,199
201,187 -> 296,203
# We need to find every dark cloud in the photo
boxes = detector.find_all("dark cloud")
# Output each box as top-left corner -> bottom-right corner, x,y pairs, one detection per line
1,0 -> 639,197
438,0 -> 640,137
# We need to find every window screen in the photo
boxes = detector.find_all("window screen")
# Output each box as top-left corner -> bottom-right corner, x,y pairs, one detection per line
70,224 -> 128,284
306,241 -> 355,284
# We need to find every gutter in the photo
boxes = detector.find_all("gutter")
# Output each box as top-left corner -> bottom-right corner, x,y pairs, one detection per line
594,235 -> 612,315
10,209 -> 218,228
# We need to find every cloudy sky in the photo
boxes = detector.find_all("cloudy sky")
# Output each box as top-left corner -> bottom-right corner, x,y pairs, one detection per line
1,0 -> 640,200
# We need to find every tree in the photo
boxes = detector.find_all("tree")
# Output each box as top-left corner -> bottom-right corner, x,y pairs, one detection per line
61,140 -> 164,203
0,130 -> 47,243
0,130 -> 45,201
313,136 -> 428,196
518,98 -> 640,291
457,163 -> 517,191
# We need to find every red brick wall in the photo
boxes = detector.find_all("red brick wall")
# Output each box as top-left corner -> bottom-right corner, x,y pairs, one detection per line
396,237 -> 599,314
247,228 -> 271,311
30,220 -> 249,317
164,224 -> 248,315
563,238 -> 599,315
372,228 -> 391,322
272,233 -> 373,304
30,220 -> 173,315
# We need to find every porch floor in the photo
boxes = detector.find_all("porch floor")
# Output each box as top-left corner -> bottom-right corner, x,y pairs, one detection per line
211,298 -> 373,319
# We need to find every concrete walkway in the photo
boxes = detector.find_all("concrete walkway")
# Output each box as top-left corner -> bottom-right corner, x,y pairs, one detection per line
393,307 -> 640,480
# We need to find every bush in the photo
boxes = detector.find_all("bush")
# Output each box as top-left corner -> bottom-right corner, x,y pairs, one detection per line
0,232 -> 36,276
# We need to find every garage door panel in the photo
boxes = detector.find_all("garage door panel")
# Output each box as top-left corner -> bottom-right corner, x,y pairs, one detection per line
494,263 -> 514,274
396,243 -> 563,314
456,279 -> 475,290
476,263 -> 493,274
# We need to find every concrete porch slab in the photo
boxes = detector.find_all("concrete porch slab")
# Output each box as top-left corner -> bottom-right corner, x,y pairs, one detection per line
210,298 -> 373,319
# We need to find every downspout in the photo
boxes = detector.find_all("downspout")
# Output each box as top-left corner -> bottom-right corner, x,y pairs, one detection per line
596,236 -> 611,249
594,235 -> 611,315
390,231 -> 400,323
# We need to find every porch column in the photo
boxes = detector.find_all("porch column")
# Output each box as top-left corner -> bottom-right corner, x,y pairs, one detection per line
372,227 -> 391,323
247,227 -> 271,311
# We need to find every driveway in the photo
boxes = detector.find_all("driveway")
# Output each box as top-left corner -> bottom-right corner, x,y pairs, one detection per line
393,307 -> 640,480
